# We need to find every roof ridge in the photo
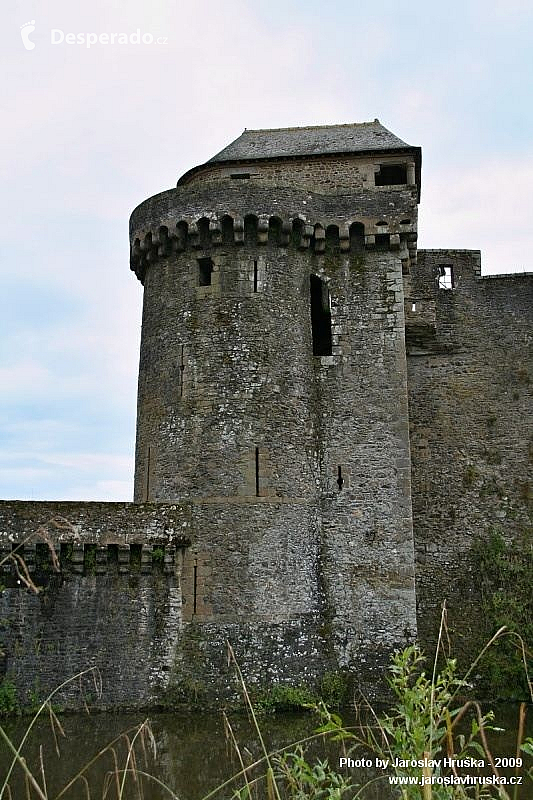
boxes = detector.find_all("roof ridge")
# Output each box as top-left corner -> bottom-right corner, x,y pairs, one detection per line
242,120 -> 380,134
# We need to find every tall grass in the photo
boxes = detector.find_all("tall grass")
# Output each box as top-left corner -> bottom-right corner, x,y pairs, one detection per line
0,550 -> 531,800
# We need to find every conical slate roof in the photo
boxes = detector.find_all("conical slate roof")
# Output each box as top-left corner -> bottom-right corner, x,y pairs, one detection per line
209,120 -> 414,162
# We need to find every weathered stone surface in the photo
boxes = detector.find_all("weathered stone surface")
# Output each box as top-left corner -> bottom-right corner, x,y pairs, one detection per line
405,251 -> 533,662
0,124 -> 530,709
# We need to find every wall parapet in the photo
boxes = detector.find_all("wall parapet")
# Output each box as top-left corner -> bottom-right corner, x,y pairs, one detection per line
0,501 -> 192,582
130,212 -> 417,282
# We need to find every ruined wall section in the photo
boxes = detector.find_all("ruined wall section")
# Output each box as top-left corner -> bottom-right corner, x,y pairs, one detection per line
405,252 -> 533,661
0,501 -> 190,709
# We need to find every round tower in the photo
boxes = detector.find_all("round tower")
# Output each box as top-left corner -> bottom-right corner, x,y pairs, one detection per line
130,122 -> 421,700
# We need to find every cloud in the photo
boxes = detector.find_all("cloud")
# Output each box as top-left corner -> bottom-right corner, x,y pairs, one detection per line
420,158 -> 533,273
3,0 -> 532,501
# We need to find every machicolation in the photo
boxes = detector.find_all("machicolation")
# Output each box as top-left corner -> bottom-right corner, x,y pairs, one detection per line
1,121 -> 531,709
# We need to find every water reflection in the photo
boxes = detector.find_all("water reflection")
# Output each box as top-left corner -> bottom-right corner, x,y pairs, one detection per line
0,706 -> 531,799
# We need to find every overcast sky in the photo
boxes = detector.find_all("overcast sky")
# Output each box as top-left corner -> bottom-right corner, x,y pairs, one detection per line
2,0 -> 532,501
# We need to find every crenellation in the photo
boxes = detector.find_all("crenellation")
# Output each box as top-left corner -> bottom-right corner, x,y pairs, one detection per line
131,212 -> 419,281
1,122 -> 530,710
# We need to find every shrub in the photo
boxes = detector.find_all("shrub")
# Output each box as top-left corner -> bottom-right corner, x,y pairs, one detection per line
0,679 -> 18,715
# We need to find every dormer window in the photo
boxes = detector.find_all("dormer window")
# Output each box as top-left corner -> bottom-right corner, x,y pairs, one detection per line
375,164 -> 407,186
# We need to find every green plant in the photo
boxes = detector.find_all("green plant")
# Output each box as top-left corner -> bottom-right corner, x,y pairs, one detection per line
252,683 -> 317,713
462,465 -> 479,488
473,529 -> 533,699
151,546 -> 165,564
83,544 -> 97,575
319,672 -> 349,709
274,746 -> 354,799
313,643 -> 530,799
0,680 -> 18,716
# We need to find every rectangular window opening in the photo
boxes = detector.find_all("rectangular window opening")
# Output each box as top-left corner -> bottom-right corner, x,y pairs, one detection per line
198,257 -> 213,287
375,164 -> 408,186
253,260 -> 258,293
438,265 -> 454,290
375,233 -> 390,250
310,275 -> 332,356
230,173 -> 251,180
337,466 -> 344,491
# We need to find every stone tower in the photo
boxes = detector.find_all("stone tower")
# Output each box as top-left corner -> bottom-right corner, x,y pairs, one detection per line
1,122 -> 529,710
129,122 -> 420,696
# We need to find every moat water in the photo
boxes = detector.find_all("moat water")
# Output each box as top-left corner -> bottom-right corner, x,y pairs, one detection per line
0,706 -> 531,799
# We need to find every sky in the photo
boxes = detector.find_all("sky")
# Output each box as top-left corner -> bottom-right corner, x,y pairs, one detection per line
2,0 -> 532,502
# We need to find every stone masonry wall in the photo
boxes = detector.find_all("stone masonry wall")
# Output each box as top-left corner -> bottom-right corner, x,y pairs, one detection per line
316,248 -> 417,686
132,190 -> 418,699
405,252 -> 533,663
180,153 -> 417,195
0,501 -> 190,709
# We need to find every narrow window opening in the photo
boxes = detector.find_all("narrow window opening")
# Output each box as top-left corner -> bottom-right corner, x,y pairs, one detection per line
179,345 -> 185,396
438,265 -> 454,290
230,173 -> 251,180
11,542 -> 23,563
253,260 -> 258,293
412,302 -> 417,312
375,164 -> 407,186
310,275 -> 332,356
337,466 -> 344,491
198,257 -> 213,286
291,218 -> 304,248
255,447 -> 260,497
193,558 -> 198,614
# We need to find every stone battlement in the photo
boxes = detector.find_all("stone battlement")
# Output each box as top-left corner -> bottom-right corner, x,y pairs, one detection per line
1,123 -> 531,712
130,211 -> 418,281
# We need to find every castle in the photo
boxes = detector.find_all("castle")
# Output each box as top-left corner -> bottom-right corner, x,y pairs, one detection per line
1,122 -> 531,708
